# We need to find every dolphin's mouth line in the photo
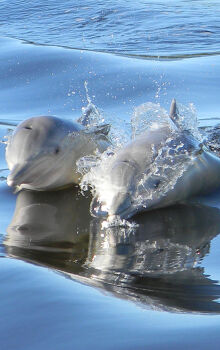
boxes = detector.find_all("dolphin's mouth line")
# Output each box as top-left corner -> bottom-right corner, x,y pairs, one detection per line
7,151 -> 68,189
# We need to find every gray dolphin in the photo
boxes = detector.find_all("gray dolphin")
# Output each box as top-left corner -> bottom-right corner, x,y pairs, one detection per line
91,100 -> 220,219
6,115 -> 110,191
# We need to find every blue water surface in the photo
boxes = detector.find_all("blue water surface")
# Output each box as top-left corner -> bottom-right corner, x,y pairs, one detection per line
1,0 -> 220,56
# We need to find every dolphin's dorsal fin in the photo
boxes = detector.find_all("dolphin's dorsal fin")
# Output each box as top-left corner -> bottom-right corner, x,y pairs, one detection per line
169,99 -> 180,128
85,124 -> 111,136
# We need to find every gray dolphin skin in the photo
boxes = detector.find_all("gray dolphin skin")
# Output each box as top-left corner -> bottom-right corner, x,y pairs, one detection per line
6,115 -> 110,191
91,100 -> 220,219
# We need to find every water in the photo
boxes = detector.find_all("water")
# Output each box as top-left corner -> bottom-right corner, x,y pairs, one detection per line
0,1 -> 220,349
1,0 -> 220,56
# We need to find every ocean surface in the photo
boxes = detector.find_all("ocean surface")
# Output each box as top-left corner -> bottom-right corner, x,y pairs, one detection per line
0,1 -> 220,349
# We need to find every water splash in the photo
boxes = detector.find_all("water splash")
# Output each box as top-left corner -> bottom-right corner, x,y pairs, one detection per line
175,102 -> 203,142
78,100 -> 204,218
77,81 -> 105,127
134,133 -> 196,208
79,148 -> 115,193
131,102 -> 172,139
80,102 -> 176,194
101,217 -> 138,231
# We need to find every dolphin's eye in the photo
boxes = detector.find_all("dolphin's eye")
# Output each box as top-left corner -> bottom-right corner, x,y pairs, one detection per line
54,147 -> 60,154
24,126 -> 32,130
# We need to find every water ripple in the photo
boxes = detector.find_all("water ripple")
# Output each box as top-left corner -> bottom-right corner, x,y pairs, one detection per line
0,0 -> 220,56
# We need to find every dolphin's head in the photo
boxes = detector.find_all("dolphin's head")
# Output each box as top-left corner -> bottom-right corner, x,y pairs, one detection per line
6,116 -> 84,191
90,159 -> 138,219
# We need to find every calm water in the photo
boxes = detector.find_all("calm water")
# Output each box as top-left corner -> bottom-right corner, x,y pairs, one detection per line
1,0 -> 220,56
0,1 -> 220,349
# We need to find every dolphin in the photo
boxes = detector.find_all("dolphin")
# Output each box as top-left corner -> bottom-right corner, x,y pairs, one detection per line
91,100 -> 220,219
6,115 -> 110,191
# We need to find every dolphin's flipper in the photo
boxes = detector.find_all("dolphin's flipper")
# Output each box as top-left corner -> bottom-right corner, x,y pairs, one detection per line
77,103 -> 111,136
83,123 -> 111,153
90,124 -> 111,136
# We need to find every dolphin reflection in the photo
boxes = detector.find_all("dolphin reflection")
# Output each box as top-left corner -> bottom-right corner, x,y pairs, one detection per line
5,188 -> 92,271
4,188 -> 220,313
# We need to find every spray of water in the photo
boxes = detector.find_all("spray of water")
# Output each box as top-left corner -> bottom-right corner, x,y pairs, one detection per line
77,99 -> 204,220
